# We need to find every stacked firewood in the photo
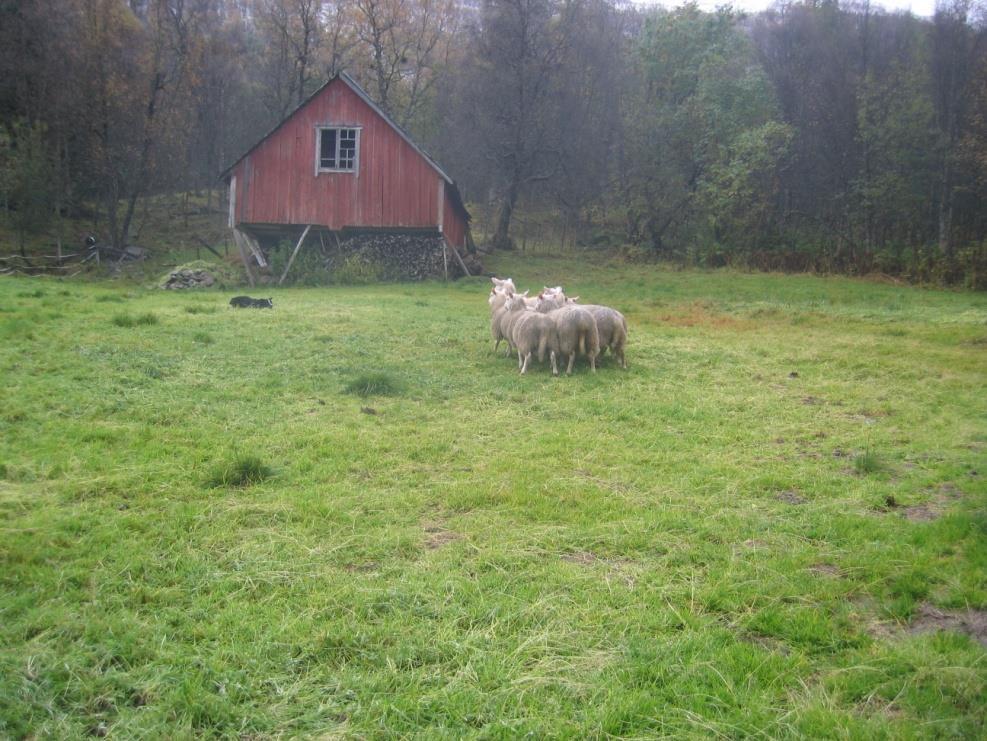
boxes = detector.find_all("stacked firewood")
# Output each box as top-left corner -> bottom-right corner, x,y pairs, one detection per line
334,233 -> 481,281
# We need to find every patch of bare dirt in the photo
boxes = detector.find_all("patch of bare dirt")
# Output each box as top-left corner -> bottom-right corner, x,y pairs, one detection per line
742,632 -> 791,655
562,551 -> 599,565
561,551 -> 637,587
423,521 -> 462,550
343,562 -> 378,573
902,503 -> 939,522
809,563 -> 841,577
777,490 -> 806,505
742,539 -> 768,549
657,302 -> 751,330
898,482 -> 964,522
908,603 -> 987,647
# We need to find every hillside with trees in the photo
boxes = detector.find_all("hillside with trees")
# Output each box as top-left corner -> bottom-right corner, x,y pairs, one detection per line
1,0 -> 985,285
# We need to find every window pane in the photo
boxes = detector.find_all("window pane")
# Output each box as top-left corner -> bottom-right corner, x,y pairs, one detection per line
339,129 -> 356,170
320,129 -> 337,168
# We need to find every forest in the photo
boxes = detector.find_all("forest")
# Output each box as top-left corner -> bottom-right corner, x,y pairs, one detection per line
1,0 -> 986,285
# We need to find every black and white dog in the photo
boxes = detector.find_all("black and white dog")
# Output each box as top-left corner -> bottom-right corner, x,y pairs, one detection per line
229,296 -> 274,309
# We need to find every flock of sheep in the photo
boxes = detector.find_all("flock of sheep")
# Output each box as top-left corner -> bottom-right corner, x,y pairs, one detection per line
488,276 -> 628,375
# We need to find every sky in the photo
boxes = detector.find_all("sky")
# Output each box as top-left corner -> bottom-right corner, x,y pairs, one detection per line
643,0 -> 937,18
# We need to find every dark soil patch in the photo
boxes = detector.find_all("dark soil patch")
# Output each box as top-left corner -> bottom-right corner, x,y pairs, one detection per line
908,603 -> 987,647
777,490 -> 806,505
423,522 -> 461,550
809,563 -> 841,577
899,483 -> 964,522
902,503 -> 940,522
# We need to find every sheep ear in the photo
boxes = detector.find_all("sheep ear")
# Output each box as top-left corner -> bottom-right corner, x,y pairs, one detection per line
522,290 -> 529,297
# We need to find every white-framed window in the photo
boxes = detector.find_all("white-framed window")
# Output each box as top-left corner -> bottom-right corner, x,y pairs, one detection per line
316,126 -> 360,173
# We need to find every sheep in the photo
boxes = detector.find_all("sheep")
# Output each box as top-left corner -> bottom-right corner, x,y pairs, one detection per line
507,296 -> 560,375
497,290 -> 531,358
489,288 -> 509,313
490,296 -> 513,355
546,303 -> 599,374
543,293 -> 627,369
580,304 -> 627,368
490,276 -> 516,295
534,293 -> 565,313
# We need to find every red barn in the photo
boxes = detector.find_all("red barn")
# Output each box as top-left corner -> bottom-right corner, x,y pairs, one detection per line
222,71 -> 471,282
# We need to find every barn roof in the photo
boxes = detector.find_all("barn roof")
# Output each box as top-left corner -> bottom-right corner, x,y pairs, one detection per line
220,71 -> 469,220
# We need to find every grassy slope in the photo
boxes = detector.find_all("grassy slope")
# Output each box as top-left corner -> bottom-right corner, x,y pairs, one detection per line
1,255 -> 985,738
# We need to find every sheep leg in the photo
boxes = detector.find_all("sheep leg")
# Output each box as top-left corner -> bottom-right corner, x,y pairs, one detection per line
521,352 -> 532,374
590,352 -> 597,373
494,338 -> 501,354
550,351 -> 558,376
566,353 -> 575,375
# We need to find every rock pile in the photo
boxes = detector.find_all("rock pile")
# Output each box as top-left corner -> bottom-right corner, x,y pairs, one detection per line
161,267 -> 217,289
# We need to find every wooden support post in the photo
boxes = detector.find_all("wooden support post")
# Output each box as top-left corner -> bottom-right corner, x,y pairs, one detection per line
447,239 -> 471,277
232,229 -> 256,287
442,240 -> 448,281
243,232 -> 268,268
279,224 -> 312,285
194,236 -> 224,260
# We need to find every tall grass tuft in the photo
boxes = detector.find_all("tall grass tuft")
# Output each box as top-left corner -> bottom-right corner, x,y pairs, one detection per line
854,451 -> 884,475
207,454 -> 274,488
344,371 -> 405,397
112,312 -> 159,327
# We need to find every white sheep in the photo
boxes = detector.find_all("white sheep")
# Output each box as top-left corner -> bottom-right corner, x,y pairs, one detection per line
579,304 -> 627,368
497,290 -> 531,358
490,277 -> 516,296
506,294 -> 560,374
545,303 -> 599,374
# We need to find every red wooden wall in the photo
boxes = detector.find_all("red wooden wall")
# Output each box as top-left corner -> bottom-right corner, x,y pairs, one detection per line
228,77 -> 467,247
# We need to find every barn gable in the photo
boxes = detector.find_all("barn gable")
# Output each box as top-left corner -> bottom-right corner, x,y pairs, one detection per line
222,71 -> 469,255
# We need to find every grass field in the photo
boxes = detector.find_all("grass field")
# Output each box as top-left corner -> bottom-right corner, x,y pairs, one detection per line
1,255 -> 986,738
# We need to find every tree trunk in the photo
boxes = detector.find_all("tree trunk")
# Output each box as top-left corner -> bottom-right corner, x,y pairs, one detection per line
492,183 -> 519,250
938,162 -> 953,258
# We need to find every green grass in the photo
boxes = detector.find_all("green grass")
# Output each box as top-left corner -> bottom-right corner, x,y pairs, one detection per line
206,454 -> 275,489
343,371 -> 406,397
1,256 -> 986,737
111,312 -> 159,328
